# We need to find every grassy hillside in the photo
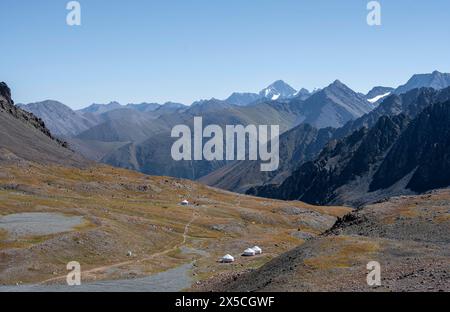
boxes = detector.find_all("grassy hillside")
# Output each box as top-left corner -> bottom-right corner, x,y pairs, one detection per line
0,156 -> 350,286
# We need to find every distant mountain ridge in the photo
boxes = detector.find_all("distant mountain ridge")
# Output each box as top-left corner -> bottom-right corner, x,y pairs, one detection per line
221,80 -> 302,106
294,80 -> 373,128
19,100 -> 97,137
79,101 -> 123,114
17,71 -> 450,184
394,70 -> 450,95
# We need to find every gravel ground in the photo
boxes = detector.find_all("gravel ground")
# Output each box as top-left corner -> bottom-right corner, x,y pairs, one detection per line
0,213 -> 84,238
0,263 -> 193,292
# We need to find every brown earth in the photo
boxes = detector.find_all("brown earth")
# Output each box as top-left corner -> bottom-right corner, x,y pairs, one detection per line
0,152 -> 350,286
198,190 -> 449,292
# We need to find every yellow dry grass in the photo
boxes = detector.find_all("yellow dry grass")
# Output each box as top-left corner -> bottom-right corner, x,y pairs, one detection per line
303,236 -> 380,270
0,161 -> 349,285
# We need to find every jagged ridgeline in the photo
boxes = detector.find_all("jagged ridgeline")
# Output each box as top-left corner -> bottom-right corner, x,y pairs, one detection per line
248,86 -> 450,207
0,82 -> 86,166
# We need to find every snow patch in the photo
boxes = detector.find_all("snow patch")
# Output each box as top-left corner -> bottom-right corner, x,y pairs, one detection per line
368,92 -> 391,104
271,94 -> 280,100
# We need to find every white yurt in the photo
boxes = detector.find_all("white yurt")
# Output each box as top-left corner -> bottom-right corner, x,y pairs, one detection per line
252,246 -> 262,255
243,248 -> 256,256
221,254 -> 235,263
181,200 -> 189,206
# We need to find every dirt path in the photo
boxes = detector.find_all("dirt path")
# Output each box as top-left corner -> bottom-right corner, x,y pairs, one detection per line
39,207 -> 199,285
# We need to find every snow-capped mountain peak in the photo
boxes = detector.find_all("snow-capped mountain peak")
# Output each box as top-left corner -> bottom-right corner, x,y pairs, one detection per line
259,80 -> 297,100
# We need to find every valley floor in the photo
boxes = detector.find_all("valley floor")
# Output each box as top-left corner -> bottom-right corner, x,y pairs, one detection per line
0,156 -> 349,290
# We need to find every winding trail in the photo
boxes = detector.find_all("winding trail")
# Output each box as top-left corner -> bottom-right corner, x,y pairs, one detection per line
39,207 -> 198,285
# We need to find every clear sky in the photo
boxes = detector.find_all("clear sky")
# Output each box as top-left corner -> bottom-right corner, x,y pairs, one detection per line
1,0 -> 450,109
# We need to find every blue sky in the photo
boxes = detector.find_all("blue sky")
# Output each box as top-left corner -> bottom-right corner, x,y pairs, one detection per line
1,0 -> 449,109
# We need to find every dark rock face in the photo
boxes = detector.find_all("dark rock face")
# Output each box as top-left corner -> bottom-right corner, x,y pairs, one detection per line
249,87 -> 450,206
333,87 -> 443,140
371,101 -> 450,193
200,124 -> 335,193
249,114 -> 408,204
214,87 -> 450,196
0,82 -> 62,144
0,82 -> 12,106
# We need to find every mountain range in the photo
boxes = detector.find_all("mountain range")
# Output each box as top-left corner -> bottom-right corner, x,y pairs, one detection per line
17,71 -> 450,192
248,86 -> 450,206
203,72 -> 450,193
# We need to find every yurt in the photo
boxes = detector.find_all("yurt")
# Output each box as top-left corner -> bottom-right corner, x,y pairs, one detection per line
181,200 -> 189,206
243,248 -> 256,256
252,246 -> 262,255
221,254 -> 235,263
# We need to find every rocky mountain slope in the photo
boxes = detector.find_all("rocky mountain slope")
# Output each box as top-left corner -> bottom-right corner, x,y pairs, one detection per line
23,72 -> 450,184
201,189 -> 449,292
248,88 -> 450,207
75,108 -> 170,143
204,81 -> 387,192
0,82 -> 85,166
100,82 -> 374,181
19,100 -> 97,137
294,80 -> 373,129
370,100 -> 450,193
99,99 -> 306,179
200,124 -> 335,192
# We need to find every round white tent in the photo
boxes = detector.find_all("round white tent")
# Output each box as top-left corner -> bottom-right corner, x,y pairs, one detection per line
221,254 -> 235,263
252,246 -> 262,254
243,248 -> 256,256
